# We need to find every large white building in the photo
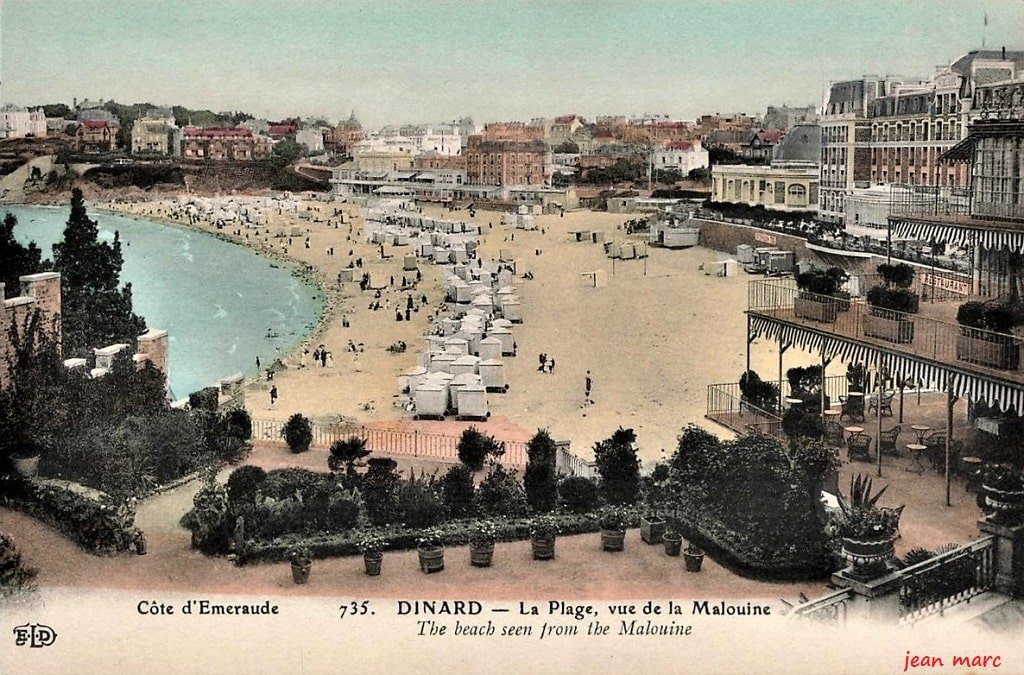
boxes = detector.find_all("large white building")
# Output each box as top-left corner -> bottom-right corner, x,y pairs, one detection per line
357,123 -> 463,157
0,105 -> 47,139
653,140 -> 709,175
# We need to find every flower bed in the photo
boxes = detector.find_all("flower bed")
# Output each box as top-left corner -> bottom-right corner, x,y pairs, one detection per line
2,479 -> 141,555
234,510 -> 637,565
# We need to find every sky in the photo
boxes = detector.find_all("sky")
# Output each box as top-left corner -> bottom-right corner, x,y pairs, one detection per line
2,0 -> 1023,127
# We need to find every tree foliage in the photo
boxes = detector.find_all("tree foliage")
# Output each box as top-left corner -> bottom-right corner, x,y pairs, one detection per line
0,213 -> 44,299
52,188 -> 146,356
593,427 -> 642,505
523,429 -> 558,513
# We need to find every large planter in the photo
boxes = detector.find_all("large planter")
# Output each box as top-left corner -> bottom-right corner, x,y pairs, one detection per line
956,334 -> 1020,371
417,544 -> 445,573
363,551 -> 383,576
11,454 -> 40,478
794,296 -> 837,323
469,541 -> 495,567
841,535 -> 895,579
531,534 -> 556,560
289,442 -> 311,454
640,516 -> 665,544
601,528 -> 626,552
864,312 -> 914,344
683,549 -> 705,572
663,533 -> 683,556
982,484 -> 1024,525
291,560 -> 312,585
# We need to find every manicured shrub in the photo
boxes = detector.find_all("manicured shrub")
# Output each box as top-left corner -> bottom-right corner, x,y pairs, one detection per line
223,408 -> 253,441
262,467 -> 326,501
324,497 -> 361,531
397,475 -> 445,528
226,465 -> 267,505
439,465 -> 475,519
189,476 -> 232,554
593,427 -> 641,505
474,464 -> 528,517
457,426 -> 500,471
558,476 -> 599,514
281,413 -> 313,453
0,531 -> 36,599
523,429 -> 558,513
361,458 -> 401,525
781,405 -> 825,441
188,387 -> 220,412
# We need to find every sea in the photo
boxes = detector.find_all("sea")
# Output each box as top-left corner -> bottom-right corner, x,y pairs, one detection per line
7,204 -> 323,399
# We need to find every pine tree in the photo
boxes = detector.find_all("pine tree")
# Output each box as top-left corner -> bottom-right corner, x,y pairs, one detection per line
0,213 -> 44,298
52,188 -> 146,355
524,428 -> 558,513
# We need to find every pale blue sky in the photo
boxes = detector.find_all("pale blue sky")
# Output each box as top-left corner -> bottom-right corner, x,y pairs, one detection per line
3,1 -> 1022,126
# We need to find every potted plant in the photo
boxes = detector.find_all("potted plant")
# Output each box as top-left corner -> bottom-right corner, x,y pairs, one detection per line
683,542 -> 705,572
416,528 -> 445,574
846,362 -> 866,393
599,506 -> 629,552
281,413 -> 313,453
981,466 -> 1024,526
738,370 -> 780,414
836,474 -> 902,579
132,528 -> 147,556
290,545 -> 312,584
663,523 -> 683,557
640,512 -> 665,545
468,520 -> 498,567
785,365 -> 828,410
955,301 -> 1020,371
529,515 -> 559,560
10,446 -> 42,478
865,263 -> 917,343
794,267 -> 847,323
358,533 -> 385,576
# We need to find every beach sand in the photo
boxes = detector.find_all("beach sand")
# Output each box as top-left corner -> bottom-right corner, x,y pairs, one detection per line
111,197 -> 818,465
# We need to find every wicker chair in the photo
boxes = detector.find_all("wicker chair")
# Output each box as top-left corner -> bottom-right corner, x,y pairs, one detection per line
868,391 -> 895,417
824,419 -> 845,447
847,433 -> 873,462
878,425 -> 901,456
923,432 -> 947,472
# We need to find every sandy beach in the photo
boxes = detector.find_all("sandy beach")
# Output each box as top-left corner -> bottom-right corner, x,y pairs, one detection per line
108,196 -> 819,464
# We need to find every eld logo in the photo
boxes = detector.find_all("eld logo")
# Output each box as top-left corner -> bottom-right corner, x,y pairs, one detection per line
12,623 -> 57,648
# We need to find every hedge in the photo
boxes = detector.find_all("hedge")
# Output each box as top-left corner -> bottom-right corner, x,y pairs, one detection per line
2,479 -> 141,556
235,508 -> 640,565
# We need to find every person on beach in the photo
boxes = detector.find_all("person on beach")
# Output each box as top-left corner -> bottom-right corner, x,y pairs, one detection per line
585,371 -> 593,405
326,351 -> 333,368
266,368 -> 274,381
538,353 -> 547,372
270,385 -> 278,407
548,358 -> 556,374
256,355 -> 261,371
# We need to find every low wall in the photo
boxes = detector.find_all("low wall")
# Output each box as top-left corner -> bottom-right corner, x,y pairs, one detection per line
693,218 -> 811,261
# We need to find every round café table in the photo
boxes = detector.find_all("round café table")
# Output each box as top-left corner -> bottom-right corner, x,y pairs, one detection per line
911,424 -> 931,444
844,425 -> 864,441
906,444 -> 928,474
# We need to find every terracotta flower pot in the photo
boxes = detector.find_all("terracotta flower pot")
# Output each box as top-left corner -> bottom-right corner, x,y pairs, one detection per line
363,551 -> 383,576
663,533 -> 683,556
291,560 -> 311,584
683,550 -> 704,572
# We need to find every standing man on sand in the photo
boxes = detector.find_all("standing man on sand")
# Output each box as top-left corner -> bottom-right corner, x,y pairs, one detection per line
585,371 -> 593,405
270,385 -> 278,407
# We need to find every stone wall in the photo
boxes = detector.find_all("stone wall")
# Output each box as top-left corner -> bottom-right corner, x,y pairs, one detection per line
693,218 -> 812,260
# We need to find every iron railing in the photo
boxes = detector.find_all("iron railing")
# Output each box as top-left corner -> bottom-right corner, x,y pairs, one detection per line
748,279 -> 1024,386
252,418 -> 529,467
706,374 -> 849,438
898,536 -> 997,624
786,588 -> 853,624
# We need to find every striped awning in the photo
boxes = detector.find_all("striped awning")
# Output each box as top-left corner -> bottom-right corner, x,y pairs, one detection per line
749,314 -> 1024,412
890,218 -> 1024,253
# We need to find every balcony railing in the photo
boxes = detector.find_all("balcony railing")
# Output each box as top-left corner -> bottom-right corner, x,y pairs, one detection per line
706,375 -> 849,438
786,587 -> 852,624
898,536 -> 997,624
888,183 -> 1024,224
748,279 -> 1024,385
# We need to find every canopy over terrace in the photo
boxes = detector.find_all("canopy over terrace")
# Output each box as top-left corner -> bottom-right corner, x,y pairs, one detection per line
745,279 -> 1024,505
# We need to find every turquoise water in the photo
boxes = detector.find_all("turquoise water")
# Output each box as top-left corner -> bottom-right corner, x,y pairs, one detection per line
8,204 -> 323,398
